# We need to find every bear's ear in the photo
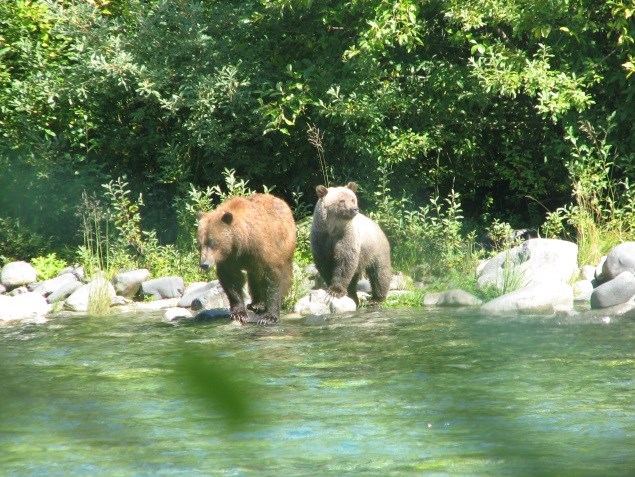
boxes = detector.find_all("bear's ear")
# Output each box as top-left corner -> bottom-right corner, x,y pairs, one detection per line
221,211 -> 233,225
196,211 -> 204,220
316,185 -> 328,198
346,182 -> 358,193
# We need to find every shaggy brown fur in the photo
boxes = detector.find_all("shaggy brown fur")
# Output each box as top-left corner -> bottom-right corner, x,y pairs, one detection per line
310,182 -> 392,305
197,193 -> 296,324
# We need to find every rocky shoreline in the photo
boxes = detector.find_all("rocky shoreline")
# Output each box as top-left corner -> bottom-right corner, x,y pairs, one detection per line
3,238 -> 635,324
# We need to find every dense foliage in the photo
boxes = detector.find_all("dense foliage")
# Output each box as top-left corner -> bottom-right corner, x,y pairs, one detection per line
1,0 -> 633,270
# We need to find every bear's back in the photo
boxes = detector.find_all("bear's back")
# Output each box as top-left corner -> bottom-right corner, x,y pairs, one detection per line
224,194 -> 296,258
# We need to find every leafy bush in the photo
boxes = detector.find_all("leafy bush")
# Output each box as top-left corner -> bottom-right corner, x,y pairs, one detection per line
541,118 -> 635,266
0,217 -> 51,265
369,171 -> 477,280
31,253 -> 68,280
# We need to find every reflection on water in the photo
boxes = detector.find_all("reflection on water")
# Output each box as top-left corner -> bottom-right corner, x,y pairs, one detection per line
1,308 -> 633,476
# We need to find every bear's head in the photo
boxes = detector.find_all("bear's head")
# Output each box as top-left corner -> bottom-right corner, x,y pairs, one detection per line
196,209 -> 236,270
316,182 -> 359,221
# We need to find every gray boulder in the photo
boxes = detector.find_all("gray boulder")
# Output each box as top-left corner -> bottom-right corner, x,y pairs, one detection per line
590,271 -> 635,309
480,282 -> 574,315
0,292 -> 50,322
58,264 -> 85,281
194,308 -> 233,321
477,238 -> 578,291
113,269 -> 151,298
191,287 -> 228,311
178,281 -> 220,307
31,272 -> 78,297
423,289 -> 482,307
1,261 -> 37,289
601,242 -> 635,282
47,281 -> 83,304
140,276 -> 184,300
594,256 -> 608,282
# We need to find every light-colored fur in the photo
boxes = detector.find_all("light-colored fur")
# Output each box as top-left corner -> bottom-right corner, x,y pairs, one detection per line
310,183 -> 391,304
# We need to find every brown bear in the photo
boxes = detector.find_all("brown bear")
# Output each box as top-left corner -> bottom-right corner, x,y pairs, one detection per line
196,193 -> 296,325
310,182 -> 392,305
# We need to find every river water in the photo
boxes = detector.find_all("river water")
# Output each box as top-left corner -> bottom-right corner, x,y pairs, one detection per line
1,308 -> 633,476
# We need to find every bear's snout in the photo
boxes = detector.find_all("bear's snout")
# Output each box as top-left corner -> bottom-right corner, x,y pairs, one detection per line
199,260 -> 212,271
343,206 -> 359,218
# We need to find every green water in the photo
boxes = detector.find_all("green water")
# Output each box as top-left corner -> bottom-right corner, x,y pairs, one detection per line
1,308 -> 633,476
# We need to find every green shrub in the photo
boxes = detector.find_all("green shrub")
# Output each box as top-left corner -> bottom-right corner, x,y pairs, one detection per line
0,217 -> 51,265
31,253 -> 68,280
369,170 -> 478,281
540,118 -> 635,266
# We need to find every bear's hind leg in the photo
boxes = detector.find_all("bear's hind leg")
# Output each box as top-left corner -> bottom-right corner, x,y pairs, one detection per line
367,262 -> 391,305
257,271 -> 284,325
247,271 -> 267,314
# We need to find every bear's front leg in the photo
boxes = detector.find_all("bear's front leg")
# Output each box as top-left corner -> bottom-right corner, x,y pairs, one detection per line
230,305 -> 249,324
217,264 -> 249,324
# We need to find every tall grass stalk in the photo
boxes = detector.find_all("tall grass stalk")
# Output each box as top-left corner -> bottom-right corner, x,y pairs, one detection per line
308,124 -> 329,187
87,277 -> 113,315
77,192 -> 114,315
78,191 -> 110,277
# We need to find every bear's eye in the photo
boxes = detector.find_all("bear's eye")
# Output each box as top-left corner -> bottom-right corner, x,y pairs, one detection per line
339,199 -> 345,205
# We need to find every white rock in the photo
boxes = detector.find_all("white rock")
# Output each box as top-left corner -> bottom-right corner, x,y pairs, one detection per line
580,264 -> 596,282
0,292 -> 50,322
477,238 -> 578,291
113,269 -> 150,298
1,261 -> 38,288
164,307 -> 193,321
572,279 -> 594,302
423,289 -> 482,307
